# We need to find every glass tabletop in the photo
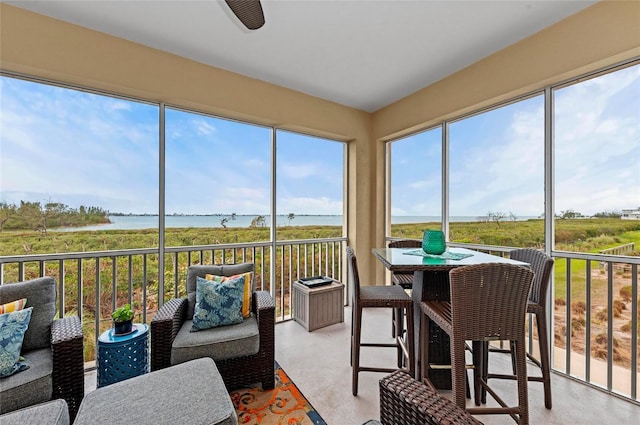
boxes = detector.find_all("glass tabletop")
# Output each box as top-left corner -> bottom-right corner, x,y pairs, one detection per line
372,247 -> 527,271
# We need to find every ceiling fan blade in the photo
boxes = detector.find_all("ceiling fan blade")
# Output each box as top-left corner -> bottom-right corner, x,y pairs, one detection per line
225,0 -> 265,30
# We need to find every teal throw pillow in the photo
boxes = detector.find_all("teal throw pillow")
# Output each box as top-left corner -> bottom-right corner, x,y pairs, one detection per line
191,275 -> 245,331
0,307 -> 33,378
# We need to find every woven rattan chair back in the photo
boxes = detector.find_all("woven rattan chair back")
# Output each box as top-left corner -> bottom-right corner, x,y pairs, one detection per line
388,239 -> 422,249
449,263 -> 533,341
346,246 -> 415,396
387,239 -> 422,337
510,248 -> 554,309
347,245 -> 362,305
486,248 -> 555,409
387,239 -> 421,287
421,263 -> 533,424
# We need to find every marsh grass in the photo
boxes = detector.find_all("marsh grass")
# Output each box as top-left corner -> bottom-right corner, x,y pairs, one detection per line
1,218 -> 639,362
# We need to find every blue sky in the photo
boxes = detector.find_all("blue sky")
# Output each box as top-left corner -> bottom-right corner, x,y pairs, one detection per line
391,63 -> 639,217
0,77 -> 344,216
1,63 -> 638,217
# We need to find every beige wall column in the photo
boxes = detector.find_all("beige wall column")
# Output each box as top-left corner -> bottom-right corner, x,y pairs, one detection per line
346,118 -> 378,289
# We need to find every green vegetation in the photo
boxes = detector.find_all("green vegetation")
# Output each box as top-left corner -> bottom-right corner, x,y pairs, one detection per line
2,217 -> 639,257
392,218 -> 640,303
0,201 -> 110,232
1,216 -> 638,362
392,217 -> 640,249
112,304 -> 134,322
0,225 -> 344,256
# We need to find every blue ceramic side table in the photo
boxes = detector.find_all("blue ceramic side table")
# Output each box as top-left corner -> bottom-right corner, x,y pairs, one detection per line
97,323 -> 149,388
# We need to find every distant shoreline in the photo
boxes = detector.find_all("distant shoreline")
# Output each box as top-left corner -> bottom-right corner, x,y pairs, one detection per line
109,213 -> 343,217
53,214 -> 540,232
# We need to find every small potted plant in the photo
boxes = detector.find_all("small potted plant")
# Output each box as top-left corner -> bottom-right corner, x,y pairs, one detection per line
112,303 -> 134,335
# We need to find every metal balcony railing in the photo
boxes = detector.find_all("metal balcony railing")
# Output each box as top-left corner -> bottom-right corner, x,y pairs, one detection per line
0,237 -> 347,363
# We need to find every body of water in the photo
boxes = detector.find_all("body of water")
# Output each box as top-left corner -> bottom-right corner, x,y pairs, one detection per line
57,215 -> 539,232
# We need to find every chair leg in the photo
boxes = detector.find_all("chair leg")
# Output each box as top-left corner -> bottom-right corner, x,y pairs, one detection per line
420,310 -> 430,384
391,305 -> 396,338
481,341 -> 488,404
352,305 -> 363,396
350,304 -> 354,367
472,341 -> 482,405
451,335 -> 468,409
509,340 -> 517,375
395,306 -> 405,368
536,312 -> 553,409
514,338 -> 530,425
405,305 -> 415,379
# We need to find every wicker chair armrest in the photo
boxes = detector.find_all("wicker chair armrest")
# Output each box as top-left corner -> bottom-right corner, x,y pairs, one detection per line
380,370 -> 482,425
51,315 -> 83,345
51,315 -> 84,421
253,290 -> 275,364
150,297 -> 188,371
253,290 -> 275,328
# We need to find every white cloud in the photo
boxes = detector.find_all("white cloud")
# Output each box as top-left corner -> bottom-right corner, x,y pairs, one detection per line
553,66 -> 639,214
106,99 -> 132,111
194,119 -> 216,136
408,178 -> 438,189
3,65 -> 636,218
278,196 -> 343,215
280,162 -> 321,179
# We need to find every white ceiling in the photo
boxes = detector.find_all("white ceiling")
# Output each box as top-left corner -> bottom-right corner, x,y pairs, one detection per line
5,0 -> 597,112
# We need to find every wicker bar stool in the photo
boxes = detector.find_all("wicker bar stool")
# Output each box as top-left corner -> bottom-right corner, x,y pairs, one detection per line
388,239 -> 422,339
484,248 -> 555,409
420,263 -> 533,424
347,246 -> 415,396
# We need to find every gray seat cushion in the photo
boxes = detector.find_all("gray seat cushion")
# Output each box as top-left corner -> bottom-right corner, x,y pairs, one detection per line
171,316 -> 260,365
0,399 -> 69,425
0,277 -> 56,352
74,358 -> 237,425
0,347 -> 53,413
186,263 -> 254,319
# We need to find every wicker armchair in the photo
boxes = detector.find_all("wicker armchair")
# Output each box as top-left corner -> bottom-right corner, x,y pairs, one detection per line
0,277 -> 84,420
150,263 -> 275,390
379,370 -> 483,425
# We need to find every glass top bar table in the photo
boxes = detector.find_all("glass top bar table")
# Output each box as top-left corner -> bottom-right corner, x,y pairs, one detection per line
372,246 -> 527,389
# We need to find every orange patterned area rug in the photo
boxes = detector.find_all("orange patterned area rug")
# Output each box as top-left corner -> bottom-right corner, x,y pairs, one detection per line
230,362 -> 327,425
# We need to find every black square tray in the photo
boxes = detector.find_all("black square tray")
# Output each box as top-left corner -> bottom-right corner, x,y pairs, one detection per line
298,276 -> 334,288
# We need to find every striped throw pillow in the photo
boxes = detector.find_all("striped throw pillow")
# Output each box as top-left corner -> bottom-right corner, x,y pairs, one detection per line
0,298 -> 27,314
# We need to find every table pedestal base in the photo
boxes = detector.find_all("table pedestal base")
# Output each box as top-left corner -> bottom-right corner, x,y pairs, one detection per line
412,270 -> 452,390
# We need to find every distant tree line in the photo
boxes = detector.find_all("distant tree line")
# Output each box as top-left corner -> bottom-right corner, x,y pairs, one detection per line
477,209 -> 623,225
0,201 -> 110,233
556,209 -> 622,219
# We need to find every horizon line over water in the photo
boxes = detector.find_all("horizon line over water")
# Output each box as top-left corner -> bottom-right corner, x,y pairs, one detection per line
58,214 -> 540,232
